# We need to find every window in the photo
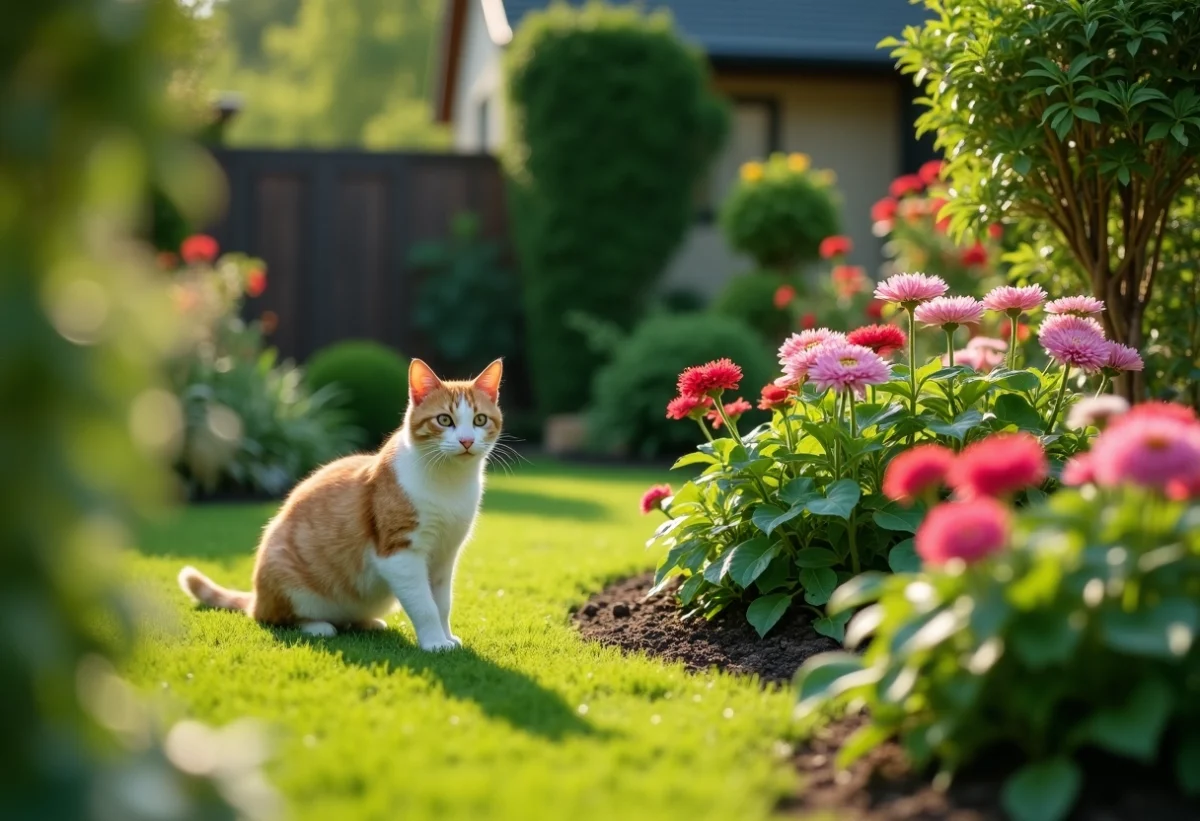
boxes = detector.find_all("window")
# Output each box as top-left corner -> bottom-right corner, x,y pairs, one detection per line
695,97 -> 780,221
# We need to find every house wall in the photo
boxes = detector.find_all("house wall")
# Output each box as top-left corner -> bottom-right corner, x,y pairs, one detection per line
662,73 -> 904,298
451,0 -> 505,152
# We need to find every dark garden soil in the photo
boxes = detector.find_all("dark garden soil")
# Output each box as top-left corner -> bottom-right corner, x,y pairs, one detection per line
574,571 -> 1200,821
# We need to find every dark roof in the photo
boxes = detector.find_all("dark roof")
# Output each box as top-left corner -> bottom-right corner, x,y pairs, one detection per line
501,0 -> 927,65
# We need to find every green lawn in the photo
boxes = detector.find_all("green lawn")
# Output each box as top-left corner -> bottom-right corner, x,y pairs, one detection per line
125,461 -> 799,821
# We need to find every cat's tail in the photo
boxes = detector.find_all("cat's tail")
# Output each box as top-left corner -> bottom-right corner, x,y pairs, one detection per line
178,566 -> 252,612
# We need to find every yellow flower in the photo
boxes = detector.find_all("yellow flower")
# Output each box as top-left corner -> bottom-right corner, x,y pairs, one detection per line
787,153 -> 811,173
815,168 -> 838,186
740,161 -> 764,182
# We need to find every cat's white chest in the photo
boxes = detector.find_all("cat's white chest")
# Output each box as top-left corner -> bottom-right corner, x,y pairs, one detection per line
393,452 -> 482,558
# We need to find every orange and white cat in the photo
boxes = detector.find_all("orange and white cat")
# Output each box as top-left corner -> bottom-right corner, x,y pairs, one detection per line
178,358 -> 503,651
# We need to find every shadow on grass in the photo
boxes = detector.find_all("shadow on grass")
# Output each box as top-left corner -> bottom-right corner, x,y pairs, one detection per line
289,628 -> 601,742
484,487 -> 609,521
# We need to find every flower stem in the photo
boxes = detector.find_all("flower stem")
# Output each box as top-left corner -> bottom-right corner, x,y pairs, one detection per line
1007,316 -> 1019,371
1045,364 -> 1071,434
696,419 -> 714,443
1095,373 -> 1110,398
847,514 -> 861,574
907,308 -> 918,415
944,328 -> 957,416
715,402 -> 741,440
781,406 -> 796,453
847,390 -> 858,439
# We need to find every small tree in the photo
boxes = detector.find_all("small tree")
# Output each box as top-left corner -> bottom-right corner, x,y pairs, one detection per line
885,0 -> 1200,396
504,2 -> 727,417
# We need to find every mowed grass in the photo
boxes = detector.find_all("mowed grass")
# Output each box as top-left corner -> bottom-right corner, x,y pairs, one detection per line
124,460 -> 799,821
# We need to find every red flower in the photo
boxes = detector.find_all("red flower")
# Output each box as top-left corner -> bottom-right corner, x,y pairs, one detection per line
800,312 -> 817,330
831,264 -> 868,298
666,394 -> 713,421
916,498 -> 1010,565
706,398 -> 753,430
949,433 -> 1048,499
758,383 -> 790,411
1001,321 -> 1031,343
918,160 -> 944,186
960,242 -> 989,268
819,235 -> 853,259
846,324 -> 907,356
987,223 -> 1004,241
156,251 -> 179,270
180,234 -> 219,265
246,268 -> 267,297
774,284 -> 796,309
865,299 -> 885,321
640,484 -> 673,515
883,444 -> 955,505
871,197 -> 898,224
677,358 -> 743,399
889,174 -> 925,199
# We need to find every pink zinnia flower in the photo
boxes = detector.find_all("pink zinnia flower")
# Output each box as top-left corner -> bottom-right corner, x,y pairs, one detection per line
968,336 -> 1008,354
181,234 -> 219,265
874,273 -> 948,307
1061,455 -> 1094,487
1104,342 -> 1143,372
819,235 -> 853,259
946,345 -> 1003,373
1121,402 -> 1197,425
707,397 -> 753,430
678,359 -> 742,399
1090,415 -> 1200,491
846,324 -> 907,356
666,394 -> 712,421
778,329 -> 846,384
1039,313 -> 1106,339
807,343 -> 892,398
916,499 -> 1010,566
883,444 -> 955,505
983,285 -> 1046,316
1045,295 -> 1105,316
758,383 -> 791,411
948,433 -> 1048,499
1066,395 -> 1130,430
914,296 -> 985,330
639,484 -> 672,515
1040,322 -> 1109,372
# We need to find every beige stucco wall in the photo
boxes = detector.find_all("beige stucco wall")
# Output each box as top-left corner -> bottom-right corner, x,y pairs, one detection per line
662,75 -> 903,298
451,0 -> 506,152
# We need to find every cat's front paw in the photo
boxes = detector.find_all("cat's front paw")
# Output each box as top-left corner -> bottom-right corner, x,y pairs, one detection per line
419,638 -> 460,652
447,634 -> 463,647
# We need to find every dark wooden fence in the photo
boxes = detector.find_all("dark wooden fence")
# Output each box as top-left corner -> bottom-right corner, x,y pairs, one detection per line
208,149 -> 510,364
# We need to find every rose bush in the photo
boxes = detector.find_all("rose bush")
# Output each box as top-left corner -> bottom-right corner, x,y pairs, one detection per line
642,273 -> 1144,639
795,401 -> 1200,821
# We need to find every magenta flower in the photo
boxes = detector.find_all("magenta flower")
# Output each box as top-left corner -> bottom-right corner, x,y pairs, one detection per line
1090,415 -> 1200,491
1040,313 -> 1105,338
916,499 -> 1010,566
807,343 -> 892,398
1040,323 -> 1109,372
873,272 -> 948,307
1104,342 -> 1143,372
778,329 -> 846,384
1045,295 -> 1106,316
913,296 -> 985,330
983,284 -> 1046,316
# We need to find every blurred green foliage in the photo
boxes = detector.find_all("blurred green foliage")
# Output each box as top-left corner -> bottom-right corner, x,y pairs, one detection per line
713,270 -> 795,346
0,2 -> 273,817
503,1 -> 728,417
305,340 -> 410,448
204,0 -> 448,148
589,313 -> 775,459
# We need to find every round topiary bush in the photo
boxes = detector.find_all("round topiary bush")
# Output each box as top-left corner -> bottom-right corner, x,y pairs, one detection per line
305,341 -> 409,446
720,152 -> 841,272
713,270 -> 795,344
589,313 -> 777,458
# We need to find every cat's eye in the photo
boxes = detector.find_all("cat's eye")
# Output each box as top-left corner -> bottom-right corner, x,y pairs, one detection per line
435,414 -> 454,427
473,414 -> 488,427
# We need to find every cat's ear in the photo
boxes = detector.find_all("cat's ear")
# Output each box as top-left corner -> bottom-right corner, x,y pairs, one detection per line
408,359 -> 443,405
472,358 -> 503,402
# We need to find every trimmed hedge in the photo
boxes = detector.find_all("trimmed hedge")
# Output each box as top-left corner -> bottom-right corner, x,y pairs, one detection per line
503,1 -> 728,416
305,340 -> 408,446
713,270 -> 795,344
589,313 -> 776,458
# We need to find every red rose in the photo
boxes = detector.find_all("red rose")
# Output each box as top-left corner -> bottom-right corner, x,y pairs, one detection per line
180,234 -> 219,265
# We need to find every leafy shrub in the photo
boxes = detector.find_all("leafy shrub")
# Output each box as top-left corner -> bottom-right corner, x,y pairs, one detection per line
410,212 -> 520,373
589,313 -> 775,458
713,270 -> 795,344
305,340 -> 409,446
719,152 -> 840,273
644,275 -> 1126,638
503,1 -> 728,416
885,0 -> 1200,392
796,404 -> 1200,821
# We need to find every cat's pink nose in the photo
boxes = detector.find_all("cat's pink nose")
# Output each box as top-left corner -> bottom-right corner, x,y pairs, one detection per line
458,437 -> 475,452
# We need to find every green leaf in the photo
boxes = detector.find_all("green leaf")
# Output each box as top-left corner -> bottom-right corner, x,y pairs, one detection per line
1011,613 -> 1082,668
751,503 -> 804,536
926,409 -> 983,441
828,571 -> 888,613
678,573 -> 705,606
728,537 -> 780,588
812,608 -> 853,643
1102,597 -> 1199,658
1001,758 -> 1082,821
794,651 -> 864,703
800,567 -> 838,606
1147,121 -> 1172,142
746,593 -> 792,638
887,538 -> 921,572
672,451 -> 716,469
994,393 -> 1044,431
805,479 -> 861,519
1177,734 -> 1200,796
989,368 -> 1040,392
794,546 -> 840,568
1085,678 -> 1173,762
872,506 -> 923,533
755,551 -> 792,594
835,721 -> 892,768
1171,123 -> 1189,146
778,476 -> 819,507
